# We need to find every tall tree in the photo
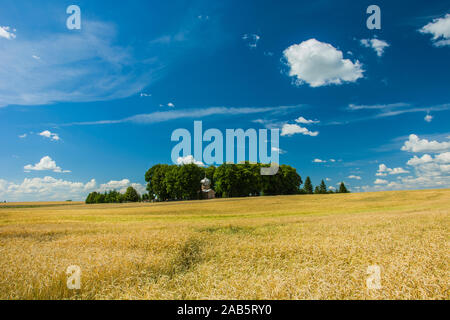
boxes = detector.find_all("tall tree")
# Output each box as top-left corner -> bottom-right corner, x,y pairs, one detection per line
338,182 -> 349,193
124,186 -> 140,202
319,180 -> 327,194
303,176 -> 313,194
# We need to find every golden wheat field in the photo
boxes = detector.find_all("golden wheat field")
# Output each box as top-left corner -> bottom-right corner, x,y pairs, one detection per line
0,189 -> 449,300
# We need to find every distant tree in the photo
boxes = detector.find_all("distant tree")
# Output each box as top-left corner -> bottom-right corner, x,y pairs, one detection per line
124,186 -> 140,202
338,182 -> 349,193
314,186 -> 320,194
303,176 -> 313,194
204,165 -> 217,189
178,164 -> 204,200
279,165 -> 302,195
319,180 -> 327,194
145,164 -> 170,201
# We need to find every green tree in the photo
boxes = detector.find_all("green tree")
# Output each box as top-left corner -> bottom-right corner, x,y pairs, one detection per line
319,180 -> 327,194
338,182 -> 349,193
124,186 -> 140,202
178,164 -> 204,200
303,176 -> 313,194
145,164 -> 170,201
279,165 -> 302,194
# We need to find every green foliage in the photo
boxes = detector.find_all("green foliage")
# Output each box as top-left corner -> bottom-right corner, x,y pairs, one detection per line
303,176 -> 313,194
318,180 -> 328,194
145,162 -> 303,201
85,187 -> 141,204
124,186 -> 140,202
338,182 -> 349,193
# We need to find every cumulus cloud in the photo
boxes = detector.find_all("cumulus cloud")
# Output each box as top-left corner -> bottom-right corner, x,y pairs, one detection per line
360,38 -> 390,56
18,133 -> 27,139
167,102 -> 175,107
0,26 -> 16,40
419,14 -> 450,47
371,135 -> 450,191
313,159 -> 326,163
281,124 -> 319,137
24,156 -> 70,173
176,155 -> 204,166
295,116 -> 319,124
0,176 -> 147,201
374,178 -> 388,185
283,39 -> 364,87
98,179 -> 146,195
348,175 -> 361,180
424,114 -> 433,122
0,176 -> 96,201
376,164 -> 409,176
401,134 -> 450,153
39,130 -> 60,141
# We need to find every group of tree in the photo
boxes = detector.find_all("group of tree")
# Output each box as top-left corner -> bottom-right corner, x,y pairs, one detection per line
144,162 -> 349,201
85,186 -> 142,204
301,177 -> 349,194
145,163 -> 302,201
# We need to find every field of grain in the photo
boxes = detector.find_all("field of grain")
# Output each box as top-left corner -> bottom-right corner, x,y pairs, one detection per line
0,189 -> 448,300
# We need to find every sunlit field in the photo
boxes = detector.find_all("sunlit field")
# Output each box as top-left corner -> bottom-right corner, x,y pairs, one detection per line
0,189 -> 448,300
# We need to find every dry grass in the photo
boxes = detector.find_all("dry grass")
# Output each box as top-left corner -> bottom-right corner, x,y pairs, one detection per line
0,189 -> 448,300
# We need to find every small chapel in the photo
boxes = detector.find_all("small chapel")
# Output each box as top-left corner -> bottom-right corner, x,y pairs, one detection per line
200,176 -> 215,199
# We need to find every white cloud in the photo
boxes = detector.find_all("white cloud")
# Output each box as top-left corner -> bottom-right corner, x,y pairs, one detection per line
18,133 -> 27,139
401,134 -> 450,153
0,26 -> 16,40
242,33 -> 260,48
348,175 -> 361,180
98,179 -> 146,195
326,178 -> 331,181
0,176 -> 148,201
376,164 -> 409,176
272,147 -> 286,155
176,155 -> 204,166
32,55 -> 40,60
295,116 -> 319,124
328,186 -> 336,191
0,176 -> 96,201
140,93 -> 151,97
39,130 -> 60,141
0,21 -> 154,107
360,38 -> 390,56
65,106 -> 296,126
167,102 -> 175,107
283,38 -> 363,87
281,124 -> 319,137
24,156 -> 70,173
419,14 -> 450,47
371,136 -> 450,191
329,159 -> 336,162
406,154 -> 433,166
313,159 -> 326,163
374,178 -> 388,185
424,114 -> 433,122
348,102 -> 410,110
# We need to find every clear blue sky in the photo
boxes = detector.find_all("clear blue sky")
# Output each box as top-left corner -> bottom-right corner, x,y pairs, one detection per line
1,0 -> 449,201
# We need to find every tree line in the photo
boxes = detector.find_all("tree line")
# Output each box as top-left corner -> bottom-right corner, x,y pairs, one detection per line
85,186 -> 143,204
85,163 -> 350,203
144,162 -> 349,201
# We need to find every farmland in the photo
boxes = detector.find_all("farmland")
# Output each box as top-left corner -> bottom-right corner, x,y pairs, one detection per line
0,189 -> 448,299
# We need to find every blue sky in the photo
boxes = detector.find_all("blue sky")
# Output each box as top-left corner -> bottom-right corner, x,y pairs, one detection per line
1,0 -> 449,201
